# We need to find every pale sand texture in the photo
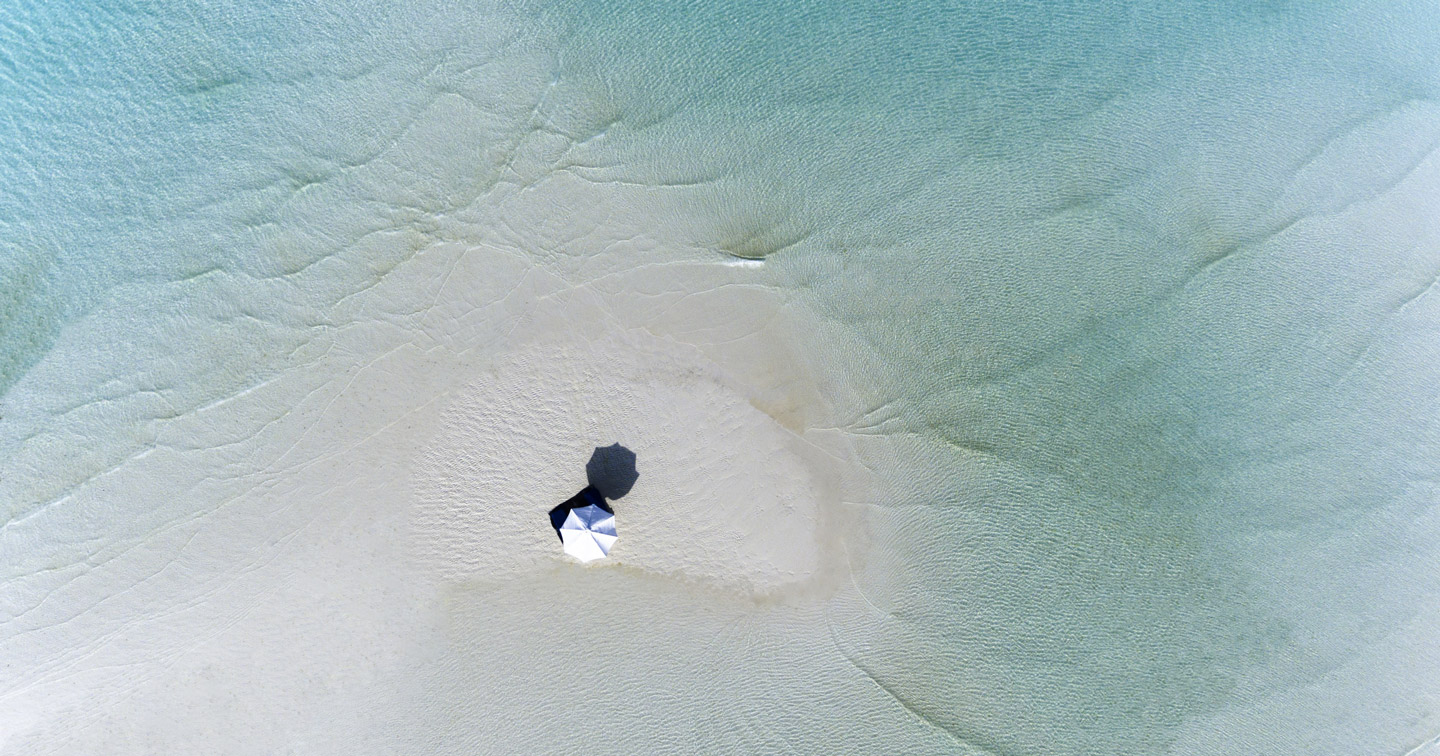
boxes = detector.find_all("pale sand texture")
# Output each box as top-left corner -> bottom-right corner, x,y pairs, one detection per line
411,329 -> 843,592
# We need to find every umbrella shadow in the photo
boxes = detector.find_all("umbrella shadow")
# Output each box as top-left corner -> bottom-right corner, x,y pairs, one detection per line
585,443 -> 639,500
548,445 -> 637,542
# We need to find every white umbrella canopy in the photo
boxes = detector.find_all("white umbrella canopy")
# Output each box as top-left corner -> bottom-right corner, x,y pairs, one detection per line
559,504 -> 617,562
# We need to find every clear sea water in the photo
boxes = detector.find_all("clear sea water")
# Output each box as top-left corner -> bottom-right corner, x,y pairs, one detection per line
3,1 -> 1440,753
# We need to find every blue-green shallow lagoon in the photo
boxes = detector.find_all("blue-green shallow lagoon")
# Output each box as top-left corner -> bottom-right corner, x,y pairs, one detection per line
2,1 -> 1439,753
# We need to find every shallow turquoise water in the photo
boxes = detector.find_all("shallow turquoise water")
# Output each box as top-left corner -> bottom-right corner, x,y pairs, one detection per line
3,1 -> 1440,753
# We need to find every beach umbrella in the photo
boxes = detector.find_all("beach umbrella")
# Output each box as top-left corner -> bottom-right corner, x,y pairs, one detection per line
559,503 -> 617,562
